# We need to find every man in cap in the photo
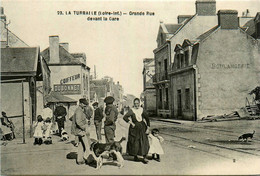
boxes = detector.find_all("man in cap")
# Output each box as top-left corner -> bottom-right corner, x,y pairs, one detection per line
71,98 -> 92,165
104,96 -> 118,143
54,103 -> 67,137
92,102 -> 104,142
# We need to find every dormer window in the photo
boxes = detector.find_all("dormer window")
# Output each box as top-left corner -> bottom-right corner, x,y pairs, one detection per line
184,50 -> 189,67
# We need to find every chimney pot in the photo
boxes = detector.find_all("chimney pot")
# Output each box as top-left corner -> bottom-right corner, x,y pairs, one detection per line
217,10 -> 239,29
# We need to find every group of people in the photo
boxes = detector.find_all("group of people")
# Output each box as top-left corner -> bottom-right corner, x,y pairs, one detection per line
71,96 -> 164,165
33,103 -> 69,145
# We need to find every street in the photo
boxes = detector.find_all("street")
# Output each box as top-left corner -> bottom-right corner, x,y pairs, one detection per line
1,116 -> 260,175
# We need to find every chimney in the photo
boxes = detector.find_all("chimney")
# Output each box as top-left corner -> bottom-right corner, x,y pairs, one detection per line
218,10 -> 239,29
255,12 -> 260,39
195,0 -> 216,16
59,42 -> 69,52
0,7 -> 6,22
49,35 -> 60,63
178,15 -> 192,24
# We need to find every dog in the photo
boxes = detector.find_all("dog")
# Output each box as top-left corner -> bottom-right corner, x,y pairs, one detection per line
61,128 -> 69,141
238,130 -> 255,142
90,137 -> 126,169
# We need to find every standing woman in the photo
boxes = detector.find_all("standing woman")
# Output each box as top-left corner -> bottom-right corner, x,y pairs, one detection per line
123,98 -> 150,164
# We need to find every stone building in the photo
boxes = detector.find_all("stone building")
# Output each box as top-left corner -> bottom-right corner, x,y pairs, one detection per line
170,10 -> 260,120
153,0 -> 254,118
41,36 -> 90,102
142,58 -> 156,116
153,0 -> 218,117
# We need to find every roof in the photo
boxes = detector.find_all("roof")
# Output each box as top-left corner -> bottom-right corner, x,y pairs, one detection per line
45,91 -> 77,104
169,15 -> 196,40
41,46 -> 87,66
1,47 -> 43,79
242,19 -> 255,36
196,25 -> 219,42
165,24 -> 182,34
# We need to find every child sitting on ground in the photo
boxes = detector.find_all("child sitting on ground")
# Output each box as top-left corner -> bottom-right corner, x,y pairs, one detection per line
33,115 -> 44,145
148,128 -> 164,162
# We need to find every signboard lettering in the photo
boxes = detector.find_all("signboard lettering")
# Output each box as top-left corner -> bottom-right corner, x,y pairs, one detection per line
54,84 -> 81,94
60,74 -> 80,84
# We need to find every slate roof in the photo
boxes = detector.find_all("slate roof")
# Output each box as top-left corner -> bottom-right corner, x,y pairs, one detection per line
165,24 -> 182,34
1,47 -> 43,79
41,46 -> 86,66
242,18 -> 255,37
196,25 -> 219,42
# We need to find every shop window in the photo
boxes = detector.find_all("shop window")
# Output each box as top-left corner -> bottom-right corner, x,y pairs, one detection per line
185,88 -> 190,110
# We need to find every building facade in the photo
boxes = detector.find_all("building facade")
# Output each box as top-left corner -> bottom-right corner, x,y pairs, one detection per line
170,10 -> 260,120
90,76 -> 124,110
153,0 -> 254,118
1,47 -> 51,137
142,58 -> 156,116
41,36 -> 90,103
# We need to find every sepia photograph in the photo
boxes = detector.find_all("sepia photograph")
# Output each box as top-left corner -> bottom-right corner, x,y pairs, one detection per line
0,0 -> 260,175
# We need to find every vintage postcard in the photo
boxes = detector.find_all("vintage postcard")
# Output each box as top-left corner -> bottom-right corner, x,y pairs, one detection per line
1,0 -> 260,175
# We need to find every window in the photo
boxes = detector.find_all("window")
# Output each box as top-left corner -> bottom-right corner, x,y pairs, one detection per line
165,88 -> 169,110
185,88 -> 191,110
176,54 -> 181,69
184,50 -> 189,66
159,89 -> 162,109
180,54 -> 184,68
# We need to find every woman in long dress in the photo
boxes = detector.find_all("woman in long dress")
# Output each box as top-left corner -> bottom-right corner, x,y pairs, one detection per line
123,98 -> 150,164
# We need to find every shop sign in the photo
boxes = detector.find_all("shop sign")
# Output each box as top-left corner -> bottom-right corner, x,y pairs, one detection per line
54,84 -> 81,94
60,74 -> 80,84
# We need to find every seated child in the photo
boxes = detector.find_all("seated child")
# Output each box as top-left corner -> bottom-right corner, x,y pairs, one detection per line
148,128 -> 164,162
33,115 -> 44,145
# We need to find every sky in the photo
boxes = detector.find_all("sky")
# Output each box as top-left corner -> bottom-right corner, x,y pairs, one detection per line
1,0 -> 260,98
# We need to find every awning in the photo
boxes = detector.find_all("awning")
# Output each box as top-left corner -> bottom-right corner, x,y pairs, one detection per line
45,91 -> 77,104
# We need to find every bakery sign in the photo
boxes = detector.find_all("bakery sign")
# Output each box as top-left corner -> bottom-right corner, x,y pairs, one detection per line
54,84 -> 81,95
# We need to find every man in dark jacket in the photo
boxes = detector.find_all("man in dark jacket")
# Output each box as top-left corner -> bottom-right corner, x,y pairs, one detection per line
54,103 -> 67,137
71,98 -> 92,165
92,102 -> 104,142
104,96 -> 118,143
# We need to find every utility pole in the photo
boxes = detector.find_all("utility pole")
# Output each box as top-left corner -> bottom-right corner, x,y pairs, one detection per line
94,65 -> 97,79
5,20 -> 11,47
